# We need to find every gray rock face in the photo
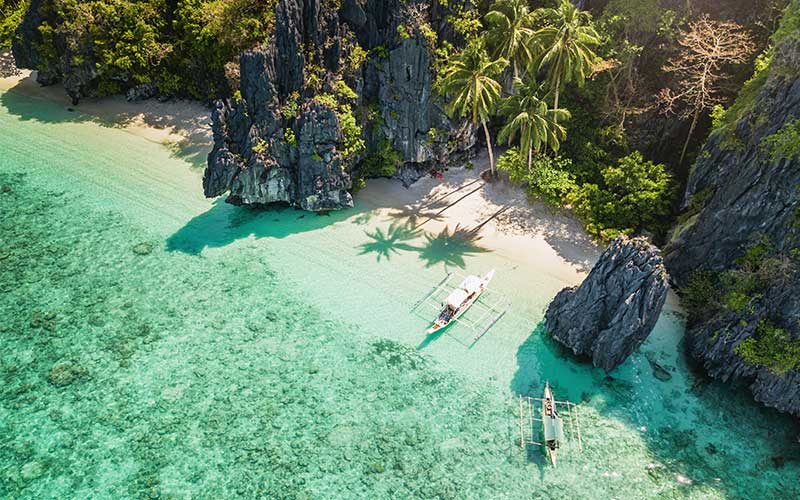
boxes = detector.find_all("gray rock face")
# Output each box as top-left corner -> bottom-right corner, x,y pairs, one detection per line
295,102 -> 352,211
203,0 -> 473,209
12,0 -> 98,102
378,37 -> 451,164
665,37 -> 800,416
545,236 -> 669,373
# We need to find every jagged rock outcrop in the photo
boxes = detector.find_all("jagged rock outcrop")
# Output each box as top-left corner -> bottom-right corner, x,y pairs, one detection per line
202,0 -> 473,209
13,0 -> 99,102
545,236 -> 670,373
664,18 -> 800,417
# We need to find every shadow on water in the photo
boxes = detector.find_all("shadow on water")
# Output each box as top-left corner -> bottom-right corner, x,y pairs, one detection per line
511,316 -> 800,498
0,81 -> 211,169
165,198 -> 352,254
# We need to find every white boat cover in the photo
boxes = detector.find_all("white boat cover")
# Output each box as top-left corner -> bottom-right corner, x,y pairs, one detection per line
446,289 -> 469,309
461,275 -> 482,294
543,415 -> 565,443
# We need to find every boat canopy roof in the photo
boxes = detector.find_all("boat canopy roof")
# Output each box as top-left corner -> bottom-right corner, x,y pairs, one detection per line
461,275 -> 482,294
446,289 -> 469,309
543,415 -> 566,443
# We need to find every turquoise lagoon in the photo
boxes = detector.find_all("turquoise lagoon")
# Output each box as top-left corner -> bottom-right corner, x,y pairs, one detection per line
1,86 -> 798,499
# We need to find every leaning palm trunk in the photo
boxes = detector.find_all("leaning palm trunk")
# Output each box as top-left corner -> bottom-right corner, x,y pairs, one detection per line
553,74 -> 561,124
527,145 -> 533,172
482,120 -> 496,178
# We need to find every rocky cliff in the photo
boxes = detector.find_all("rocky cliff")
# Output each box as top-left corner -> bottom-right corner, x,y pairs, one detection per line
545,236 -> 669,373
665,4 -> 800,416
203,0 -> 472,210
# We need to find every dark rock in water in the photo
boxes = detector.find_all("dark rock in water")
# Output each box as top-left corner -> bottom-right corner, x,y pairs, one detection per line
664,35 -> 800,417
48,362 -> 84,387
646,352 -> 673,381
545,235 -> 669,373
705,443 -> 717,455
650,361 -> 673,382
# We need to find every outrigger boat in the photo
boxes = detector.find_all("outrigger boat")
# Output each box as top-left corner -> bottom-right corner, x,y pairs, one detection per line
542,381 -> 566,466
426,270 -> 495,334
518,382 -> 582,466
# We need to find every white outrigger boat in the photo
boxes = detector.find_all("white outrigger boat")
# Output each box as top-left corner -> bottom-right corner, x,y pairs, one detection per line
426,270 -> 495,334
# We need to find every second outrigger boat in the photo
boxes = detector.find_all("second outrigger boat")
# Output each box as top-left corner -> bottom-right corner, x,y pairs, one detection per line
542,381 -> 566,466
426,270 -> 495,334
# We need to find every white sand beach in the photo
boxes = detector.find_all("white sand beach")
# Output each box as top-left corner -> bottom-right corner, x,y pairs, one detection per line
2,69 -> 601,287
1,70 -> 213,166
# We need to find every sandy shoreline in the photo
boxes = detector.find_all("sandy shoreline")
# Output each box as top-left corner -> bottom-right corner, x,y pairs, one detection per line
358,156 -> 601,285
1,69 -> 603,286
0,70 -> 213,168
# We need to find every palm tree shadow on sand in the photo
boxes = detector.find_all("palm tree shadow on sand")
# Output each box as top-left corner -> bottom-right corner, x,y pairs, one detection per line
386,203 -> 447,227
417,224 -> 489,269
358,221 -> 422,261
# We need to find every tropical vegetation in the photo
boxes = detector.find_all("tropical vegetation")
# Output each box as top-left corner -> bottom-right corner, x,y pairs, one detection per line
438,41 -> 507,178
3,0 -> 790,241
0,0 -> 27,48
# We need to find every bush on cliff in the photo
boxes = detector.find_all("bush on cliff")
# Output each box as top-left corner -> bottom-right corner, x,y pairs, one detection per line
735,320 -> 800,375
0,0 -> 27,48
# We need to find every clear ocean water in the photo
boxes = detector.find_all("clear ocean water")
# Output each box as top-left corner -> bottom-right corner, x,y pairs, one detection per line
1,87 -> 798,499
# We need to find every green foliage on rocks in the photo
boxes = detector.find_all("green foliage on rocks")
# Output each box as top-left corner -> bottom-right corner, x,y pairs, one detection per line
314,93 -> 365,161
736,320 -> 800,375
0,0 -> 27,48
360,139 -> 402,178
681,237 -> 798,325
761,119 -> 800,162
710,1 -> 800,144
16,0 -> 278,98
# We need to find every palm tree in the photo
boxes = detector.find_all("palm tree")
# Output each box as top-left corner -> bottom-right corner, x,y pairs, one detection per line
485,0 -> 537,80
439,43 -> 508,178
498,78 -> 570,171
531,0 -> 600,120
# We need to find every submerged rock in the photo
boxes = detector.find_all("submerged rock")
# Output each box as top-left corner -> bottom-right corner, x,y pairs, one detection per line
132,242 -> 154,255
47,362 -> 84,387
545,236 -> 669,373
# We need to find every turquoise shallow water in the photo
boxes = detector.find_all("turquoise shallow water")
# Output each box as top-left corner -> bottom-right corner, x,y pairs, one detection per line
1,87 -> 799,499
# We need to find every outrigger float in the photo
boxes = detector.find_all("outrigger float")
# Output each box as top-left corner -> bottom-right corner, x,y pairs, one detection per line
518,381 -> 582,466
412,270 -> 510,341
